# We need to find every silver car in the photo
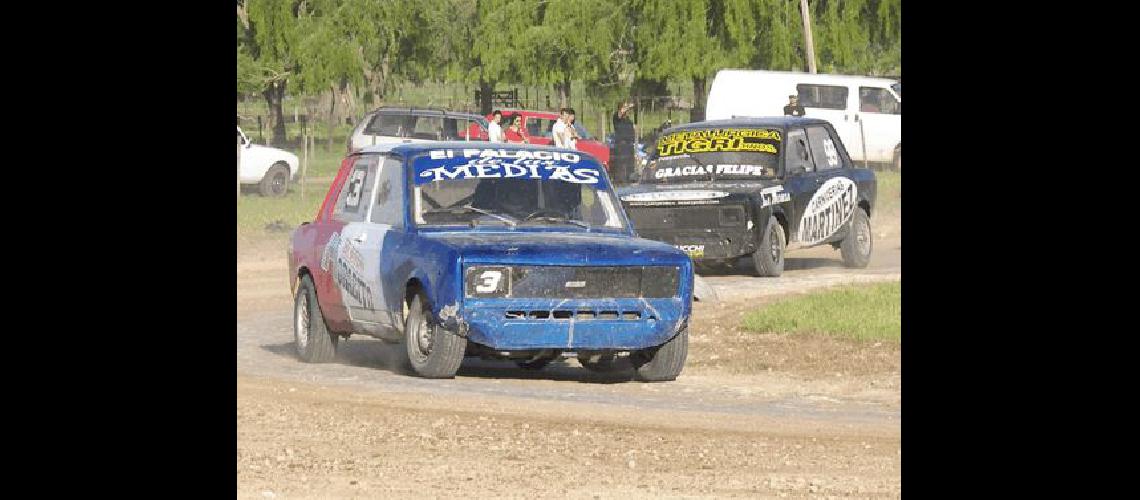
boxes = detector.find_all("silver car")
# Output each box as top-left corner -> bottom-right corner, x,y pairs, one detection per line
347,107 -> 490,153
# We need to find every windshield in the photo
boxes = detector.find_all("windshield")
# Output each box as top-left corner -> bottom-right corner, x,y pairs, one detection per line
891,82 -> 901,98
411,148 -> 626,231
639,128 -> 782,184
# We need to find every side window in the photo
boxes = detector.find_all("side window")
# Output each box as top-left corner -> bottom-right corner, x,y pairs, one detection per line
412,115 -> 443,140
370,157 -> 406,226
796,84 -> 849,110
806,126 -> 845,171
859,87 -> 900,114
786,129 -> 814,174
333,156 -> 378,223
364,112 -> 409,137
529,118 -> 557,138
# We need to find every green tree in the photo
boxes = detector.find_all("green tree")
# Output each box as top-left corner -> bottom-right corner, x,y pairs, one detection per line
811,0 -> 900,76
238,0 -> 303,145
633,0 -> 759,121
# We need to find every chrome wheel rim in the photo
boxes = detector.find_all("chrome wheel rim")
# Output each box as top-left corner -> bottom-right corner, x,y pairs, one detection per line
769,226 -> 782,262
856,218 -> 871,255
413,313 -> 433,359
295,293 -> 309,351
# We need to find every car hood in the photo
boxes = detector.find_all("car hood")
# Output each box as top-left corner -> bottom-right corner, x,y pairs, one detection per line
418,231 -> 688,267
249,144 -> 298,161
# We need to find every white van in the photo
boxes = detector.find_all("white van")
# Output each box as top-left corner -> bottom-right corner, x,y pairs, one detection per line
705,70 -> 900,169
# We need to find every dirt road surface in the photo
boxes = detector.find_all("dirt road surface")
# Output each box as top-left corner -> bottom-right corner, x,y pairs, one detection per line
237,214 -> 901,499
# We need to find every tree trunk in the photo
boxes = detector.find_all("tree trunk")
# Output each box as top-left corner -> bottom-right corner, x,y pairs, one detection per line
327,86 -> 336,152
690,76 -> 707,123
556,78 -> 571,108
478,76 -> 493,115
263,80 -> 287,146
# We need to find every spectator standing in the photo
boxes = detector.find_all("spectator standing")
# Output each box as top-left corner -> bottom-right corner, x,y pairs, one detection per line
783,95 -> 805,116
552,108 -> 573,148
505,116 -> 528,144
488,110 -> 505,142
611,100 -> 636,184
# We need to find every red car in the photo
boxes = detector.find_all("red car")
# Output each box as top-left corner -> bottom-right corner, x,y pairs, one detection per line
470,109 -> 611,168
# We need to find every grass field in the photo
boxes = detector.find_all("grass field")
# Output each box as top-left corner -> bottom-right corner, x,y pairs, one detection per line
237,181 -> 333,243
875,170 -> 900,214
740,281 -> 901,342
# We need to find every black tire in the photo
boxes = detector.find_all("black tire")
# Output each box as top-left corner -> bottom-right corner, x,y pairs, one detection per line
404,294 -> 467,378
630,327 -> 689,382
259,163 -> 290,197
294,275 -> 338,363
751,216 -> 785,277
840,208 -> 873,269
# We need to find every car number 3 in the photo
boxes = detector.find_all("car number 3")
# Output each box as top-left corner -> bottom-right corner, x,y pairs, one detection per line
475,270 -> 503,293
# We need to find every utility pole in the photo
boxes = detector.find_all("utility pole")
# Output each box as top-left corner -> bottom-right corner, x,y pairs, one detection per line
800,0 -> 818,74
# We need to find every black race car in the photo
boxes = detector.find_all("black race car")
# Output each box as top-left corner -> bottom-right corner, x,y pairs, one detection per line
616,117 -> 876,277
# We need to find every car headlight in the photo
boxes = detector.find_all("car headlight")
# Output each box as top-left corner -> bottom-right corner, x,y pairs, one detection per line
465,266 -> 511,298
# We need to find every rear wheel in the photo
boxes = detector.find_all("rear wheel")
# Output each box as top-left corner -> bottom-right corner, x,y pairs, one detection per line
630,327 -> 689,382
840,209 -> 873,268
404,293 -> 467,378
751,217 -> 785,277
259,163 -> 290,197
294,275 -> 338,363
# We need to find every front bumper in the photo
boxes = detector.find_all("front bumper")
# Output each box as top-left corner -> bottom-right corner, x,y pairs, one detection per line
637,228 -> 757,261
453,297 -> 688,350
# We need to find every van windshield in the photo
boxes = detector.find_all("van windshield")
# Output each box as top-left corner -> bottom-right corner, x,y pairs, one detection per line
639,128 -> 782,184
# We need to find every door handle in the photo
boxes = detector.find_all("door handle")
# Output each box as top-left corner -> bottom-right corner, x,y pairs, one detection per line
844,114 -> 849,121
353,233 -> 367,243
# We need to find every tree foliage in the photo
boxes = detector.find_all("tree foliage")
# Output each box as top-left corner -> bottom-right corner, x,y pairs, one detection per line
237,0 -> 902,124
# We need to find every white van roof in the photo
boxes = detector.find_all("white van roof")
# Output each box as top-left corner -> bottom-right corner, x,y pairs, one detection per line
713,69 -> 899,88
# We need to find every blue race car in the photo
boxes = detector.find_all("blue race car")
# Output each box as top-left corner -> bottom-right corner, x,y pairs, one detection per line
288,142 -> 693,380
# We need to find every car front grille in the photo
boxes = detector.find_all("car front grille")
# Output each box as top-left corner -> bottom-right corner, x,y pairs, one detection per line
626,205 -> 746,230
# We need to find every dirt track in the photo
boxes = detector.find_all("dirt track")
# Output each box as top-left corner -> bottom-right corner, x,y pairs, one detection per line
237,214 -> 901,499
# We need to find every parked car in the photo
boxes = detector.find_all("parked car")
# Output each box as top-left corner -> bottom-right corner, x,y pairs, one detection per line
704,70 -> 900,169
616,117 -> 876,277
479,109 -> 612,168
238,126 -> 299,197
287,141 -> 693,380
347,107 -> 490,153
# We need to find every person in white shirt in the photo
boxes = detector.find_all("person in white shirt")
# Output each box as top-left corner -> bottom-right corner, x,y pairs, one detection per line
487,110 -> 505,142
552,108 -> 573,148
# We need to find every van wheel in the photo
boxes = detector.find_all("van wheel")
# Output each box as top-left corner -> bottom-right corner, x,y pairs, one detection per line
840,209 -> 873,268
630,327 -> 689,382
751,217 -> 785,277
404,293 -> 466,378
294,275 -> 338,363
259,163 -> 290,197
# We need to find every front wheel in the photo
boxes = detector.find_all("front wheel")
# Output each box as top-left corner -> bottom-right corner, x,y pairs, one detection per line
404,294 -> 467,378
751,217 -> 785,277
840,209 -> 873,268
630,327 -> 689,382
259,163 -> 290,197
294,275 -> 338,363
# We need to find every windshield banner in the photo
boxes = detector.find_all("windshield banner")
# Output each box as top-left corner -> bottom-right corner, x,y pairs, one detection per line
657,128 -> 782,157
413,148 -> 607,188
